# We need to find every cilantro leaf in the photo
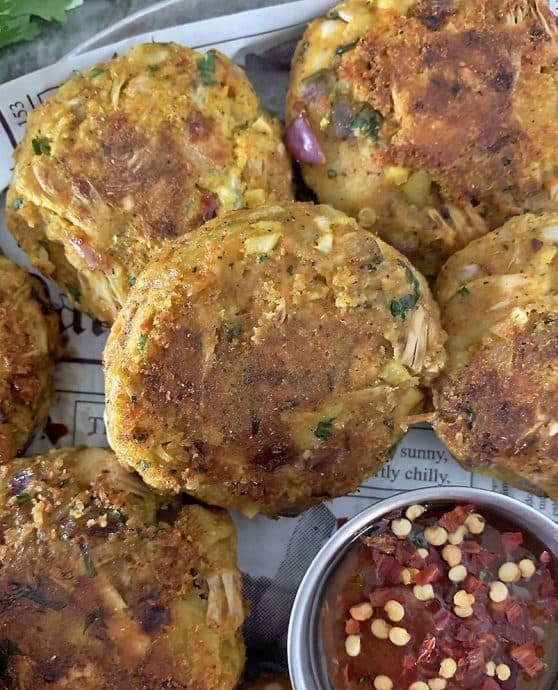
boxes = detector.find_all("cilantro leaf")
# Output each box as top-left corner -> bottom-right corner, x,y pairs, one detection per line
0,1 -> 84,50
198,48 -> 217,86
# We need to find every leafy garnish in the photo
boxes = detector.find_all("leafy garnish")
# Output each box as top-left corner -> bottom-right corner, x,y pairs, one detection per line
38,239 -> 49,252
479,570 -> 488,582
314,418 -> 334,441
465,407 -> 476,430
19,585 -> 66,610
327,169 -> 337,178
11,197 -> 22,211
198,48 -> 217,86
450,286 -> 470,302
390,265 -> 421,320
88,67 -> 104,78
366,254 -> 383,272
226,323 -> 242,343
83,608 -> 106,634
335,39 -> 358,55
147,64 -> 160,72
0,1 -> 84,50
302,67 -> 330,83
139,459 -> 149,471
127,275 -> 136,286
64,282 -> 81,302
31,137 -> 51,155
15,491 -> 31,504
350,106 -> 382,141
137,333 -> 149,364
383,417 -> 394,430
80,541 -> 96,578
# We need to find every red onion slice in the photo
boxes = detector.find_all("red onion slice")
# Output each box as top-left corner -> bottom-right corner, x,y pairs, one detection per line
284,113 -> 325,165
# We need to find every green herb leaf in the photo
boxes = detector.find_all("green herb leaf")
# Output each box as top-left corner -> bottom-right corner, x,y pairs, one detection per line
366,253 -> 383,272
139,459 -> 149,471
390,265 -> 421,320
327,9 -> 340,18
302,67 -> 330,83
80,541 -> 96,578
479,570 -> 488,582
314,418 -> 334,441
335,39 -> 358,55
327,169 -> 337,179
350,106 -> 382,141
256,254 -> 267,263
0,1 -> 84,50
465,408 -> 476,430
88,67 -> 105,78
198,48 -> 217,86
15,491 -> 31,504
383,417 -> 394,430
450,286 -> 470,302
147,64 -> 160,72
31,137 -> 51,155
19,586 -> 66,610
10,197 -> 22,213
38,239 -> 49,252
127,275 -> 136,286
226,323 -> 242,343
64,282 -> 81,302
72,69 -> 81,77
83,608 -> 106,634
137,333 -> 149,364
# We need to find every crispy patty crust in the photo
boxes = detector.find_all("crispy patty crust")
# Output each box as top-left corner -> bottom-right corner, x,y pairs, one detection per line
286,0 -> 558,275
104,203 -> 446,517
0,254 -> 59,463
7,42 -> 293,322
0,446 -> 245,689
432,212 -> 558,498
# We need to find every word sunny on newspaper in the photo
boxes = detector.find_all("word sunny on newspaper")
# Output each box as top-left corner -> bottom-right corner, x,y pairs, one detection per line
0,0 -> 557,673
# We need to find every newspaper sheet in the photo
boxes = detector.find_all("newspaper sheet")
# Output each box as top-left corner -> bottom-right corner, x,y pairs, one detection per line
0,0 -> 557,673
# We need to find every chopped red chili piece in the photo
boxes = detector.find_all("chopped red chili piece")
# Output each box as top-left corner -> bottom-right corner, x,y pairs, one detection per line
395,539 -> 425,567
369,587 -> 402,608
501,531 -> 523,554
511,642 -> 545,677
438,503 -> 474,532
415,563 -> 441,586
432,606 -> 452,631
345,618 -> 360,635
462,540 -> 481,554
540,567 -> 556,598
464,574 -> 482,592
505,600 -> 525,623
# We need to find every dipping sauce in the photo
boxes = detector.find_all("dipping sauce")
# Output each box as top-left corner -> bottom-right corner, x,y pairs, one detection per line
322,504 -> 558,690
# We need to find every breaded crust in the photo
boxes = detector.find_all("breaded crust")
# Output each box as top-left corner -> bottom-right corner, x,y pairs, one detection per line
242,674 -> 292,690
432,212 -> 558,498
0,254 -> 59,463
0,446 -> 245,689
104,203 -> 446,517
7,42 -> 293,322
286,0 -> 558,275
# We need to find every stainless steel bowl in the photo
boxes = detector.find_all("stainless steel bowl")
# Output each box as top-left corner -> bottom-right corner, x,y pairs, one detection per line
288,487 -> 558,690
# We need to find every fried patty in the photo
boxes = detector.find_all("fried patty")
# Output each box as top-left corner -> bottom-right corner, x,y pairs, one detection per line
242,674 -> 292,690
432,212 -> 558,499
0,446 -> 245,689
6,42 -> 293,323
0,254 -> 59,463
286,0 -> 558,275
104,203 -> 446,517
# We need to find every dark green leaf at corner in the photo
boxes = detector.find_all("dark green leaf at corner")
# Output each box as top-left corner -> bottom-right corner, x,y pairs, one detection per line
31,137 -> 51,156
198,48 -> 217,85
226,323 -> 242,343
147,64 -> 160,72
139,459 -> 149,472
88,67 -> 105,78
127,275 -> 136,286
366,253 -> 383,272
383,417 -> 394,430
11,197 -> 22,211
350,106 -> 382,142
302,67 -> 331,84
137,333 -> 149,364
335,39 -> 358,55
390,265 -> 421,320
450,286 -> 470,303
314,418 -> 334,441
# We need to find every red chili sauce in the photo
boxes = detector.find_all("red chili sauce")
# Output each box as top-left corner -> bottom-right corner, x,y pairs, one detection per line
322,503 -> 558,690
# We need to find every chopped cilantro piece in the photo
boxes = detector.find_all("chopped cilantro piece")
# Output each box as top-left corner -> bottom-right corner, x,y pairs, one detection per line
450,286 -> 470,302
479,570 -> 488,582
327,9 -> 340,18
64,283 -> 81,302
38,239 -> 49,252
465,408 -> 476,430
314,418 -> 334,441
390,266 -> 421,320
137,333 -> 149,364
127,275 -> 136,286
80,541 -> 96,578
198,49 -> 217,86
335,39 -> 358,55
31,137 -> 51,156
15,491 -> 31,504
366,254 -> 383,272
383,417 -> 394,430
83,609 -> 106,634
350,106 -> 382,141
302,67 -> 330,83
11,197 -> 22,211
139,459 -> 149,471
327,169 -> 337,179
88,67 -> 105,78
300,41 -> 309,54
226,323 -> 242,343
147,64 -> 160,72
256,254 -> 267,263
72,69 -> 81,77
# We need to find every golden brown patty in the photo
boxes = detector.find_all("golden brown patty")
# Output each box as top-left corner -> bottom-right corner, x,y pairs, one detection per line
0,254 -> 59,463
104,203 -> 446,517
432,212 -> 558,499
0,446 -> 245,689
242,674 -> 292,690
286,0 -> 558,275
6,42 -> 293,322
